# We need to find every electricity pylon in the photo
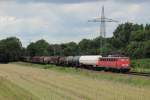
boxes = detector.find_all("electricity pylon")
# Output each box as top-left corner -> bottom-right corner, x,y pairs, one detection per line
88,6 -> 118,55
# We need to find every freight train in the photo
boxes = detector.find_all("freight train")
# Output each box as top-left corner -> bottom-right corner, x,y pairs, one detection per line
22,55 -> 130,73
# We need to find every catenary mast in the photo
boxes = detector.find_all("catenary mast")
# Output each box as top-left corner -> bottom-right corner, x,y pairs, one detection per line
88,6 -> 118,55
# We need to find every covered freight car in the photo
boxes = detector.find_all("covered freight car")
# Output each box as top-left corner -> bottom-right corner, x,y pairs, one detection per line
58,56 -> 66,66
31,56 -> 45,64
50,56 -> 60,64
43,56 -> 52,64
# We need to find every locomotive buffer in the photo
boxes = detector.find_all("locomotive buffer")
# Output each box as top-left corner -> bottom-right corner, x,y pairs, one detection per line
88,6 -> 118,55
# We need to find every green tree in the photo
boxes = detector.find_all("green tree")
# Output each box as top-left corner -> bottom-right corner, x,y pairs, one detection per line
113,23 -> 144,47
27,39 -> 49,56
27,42 -> 36,57
78,39 -> 93,55
62,42 -> 78,56
0,37 -> 22,62
145,24 -> 150,30
143,40 -> 150,58
130,30 -> 150,41
125,42 -> 144,58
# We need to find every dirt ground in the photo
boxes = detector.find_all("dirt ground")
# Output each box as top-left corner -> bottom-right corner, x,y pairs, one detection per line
0,63 -> 149,100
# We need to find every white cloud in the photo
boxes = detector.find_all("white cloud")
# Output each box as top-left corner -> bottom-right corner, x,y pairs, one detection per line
0,1 -> 149,47
0,16 -> 16,23
128,4 -> 142,13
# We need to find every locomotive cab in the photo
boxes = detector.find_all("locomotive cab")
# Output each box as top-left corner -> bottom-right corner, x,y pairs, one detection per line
117,57 -> 130,71
96,57 -> 131,72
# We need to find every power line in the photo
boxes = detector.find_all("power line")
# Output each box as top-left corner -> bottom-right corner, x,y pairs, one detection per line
88,6 -> 118,55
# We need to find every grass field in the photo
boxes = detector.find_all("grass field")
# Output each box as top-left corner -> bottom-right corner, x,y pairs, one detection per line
0,76 -> 38,100
0,63 -> 150,100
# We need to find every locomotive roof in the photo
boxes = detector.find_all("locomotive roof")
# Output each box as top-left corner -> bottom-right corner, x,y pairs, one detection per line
100,57 -> 129,59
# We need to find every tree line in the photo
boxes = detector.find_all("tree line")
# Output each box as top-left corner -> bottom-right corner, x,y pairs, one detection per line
0,22 -> 150,62
0,37 -> 22,62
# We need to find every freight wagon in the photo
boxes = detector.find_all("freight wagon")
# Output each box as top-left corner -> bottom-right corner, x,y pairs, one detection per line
22,55 -> 131,73
79,55 -> 102,67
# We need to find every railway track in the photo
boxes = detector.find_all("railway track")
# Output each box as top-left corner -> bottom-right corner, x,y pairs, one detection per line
126,71 -> 150,77
80,67 -> 150,77
79,67 -> 150,77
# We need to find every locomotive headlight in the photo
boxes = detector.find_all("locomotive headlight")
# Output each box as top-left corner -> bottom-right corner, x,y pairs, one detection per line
122,64 -> 129,66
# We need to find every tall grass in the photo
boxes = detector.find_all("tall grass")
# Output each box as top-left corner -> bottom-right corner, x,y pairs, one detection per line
1,63 -> 150,100
15,62 -> 150,87
0,76 -> 39,100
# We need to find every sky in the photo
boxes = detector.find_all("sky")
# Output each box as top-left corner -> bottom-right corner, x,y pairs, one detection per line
0,0 -> 150,47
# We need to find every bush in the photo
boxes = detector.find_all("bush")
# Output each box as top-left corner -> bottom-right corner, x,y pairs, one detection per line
131,59 -> 150,69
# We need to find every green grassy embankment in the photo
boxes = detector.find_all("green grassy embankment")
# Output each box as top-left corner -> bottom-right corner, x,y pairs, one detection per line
131,59 -> 150,73
15,62 -> 150,87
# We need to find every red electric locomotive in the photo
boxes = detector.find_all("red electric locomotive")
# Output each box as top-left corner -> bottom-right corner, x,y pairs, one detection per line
96,57 -> 130,72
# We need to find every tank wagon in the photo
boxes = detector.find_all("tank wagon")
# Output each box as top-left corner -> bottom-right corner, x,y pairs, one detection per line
22,55 -> 131,72
66,56 -> 74,66
72,56 -> 80,67
79,55 -> 102,67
